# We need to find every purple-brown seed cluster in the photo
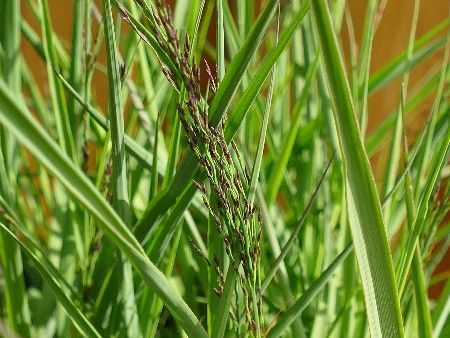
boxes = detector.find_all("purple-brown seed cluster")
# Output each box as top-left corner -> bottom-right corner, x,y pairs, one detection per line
122,0 -> 262,330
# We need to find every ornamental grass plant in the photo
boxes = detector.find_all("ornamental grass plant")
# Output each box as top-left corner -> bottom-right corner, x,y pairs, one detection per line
0,0 -> 449,337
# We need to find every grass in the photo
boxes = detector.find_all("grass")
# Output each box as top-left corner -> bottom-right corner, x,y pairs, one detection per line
0,0 -> 449,337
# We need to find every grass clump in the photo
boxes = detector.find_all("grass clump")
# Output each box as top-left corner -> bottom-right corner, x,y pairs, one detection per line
0,0 -> 449,337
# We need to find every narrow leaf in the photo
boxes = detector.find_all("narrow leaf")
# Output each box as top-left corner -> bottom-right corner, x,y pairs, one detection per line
311,1 -> 404,336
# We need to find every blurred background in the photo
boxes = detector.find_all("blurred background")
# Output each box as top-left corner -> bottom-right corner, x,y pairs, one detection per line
21,0 -> 449,297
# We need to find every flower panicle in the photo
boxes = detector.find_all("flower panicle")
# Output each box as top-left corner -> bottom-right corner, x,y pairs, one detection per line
135,0 -> 262,329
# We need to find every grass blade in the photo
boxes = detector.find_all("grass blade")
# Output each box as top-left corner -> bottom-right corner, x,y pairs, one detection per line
396,2 -> 434,336
55,71 -> 166,175
355,0 -> 379,135
366,68 -> 441,155
261,155 -> 333,293
208,0 -> 280,123
396,126 -> 450,295
216,0 -> 225,81
103,1 -> 140,337
311,1 -> 404,336
0,1 -> 32,336
432,279 -> 450,337
265,57 -> 319,205
0,222 -> 101,338
67,0 -> 84,132
104,0 -> 131,227
0,80 -> 208,338
38,0 -> 76,160
223,2 -> 310,142
367,19 -> 449,95
266,244 -> 352,338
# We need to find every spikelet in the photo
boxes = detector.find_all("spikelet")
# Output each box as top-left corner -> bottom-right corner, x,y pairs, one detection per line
123,0 -> 262,331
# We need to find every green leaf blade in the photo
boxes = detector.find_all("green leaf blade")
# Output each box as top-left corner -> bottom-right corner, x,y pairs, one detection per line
0,80 -> 208,338
311,1 -> 404,336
